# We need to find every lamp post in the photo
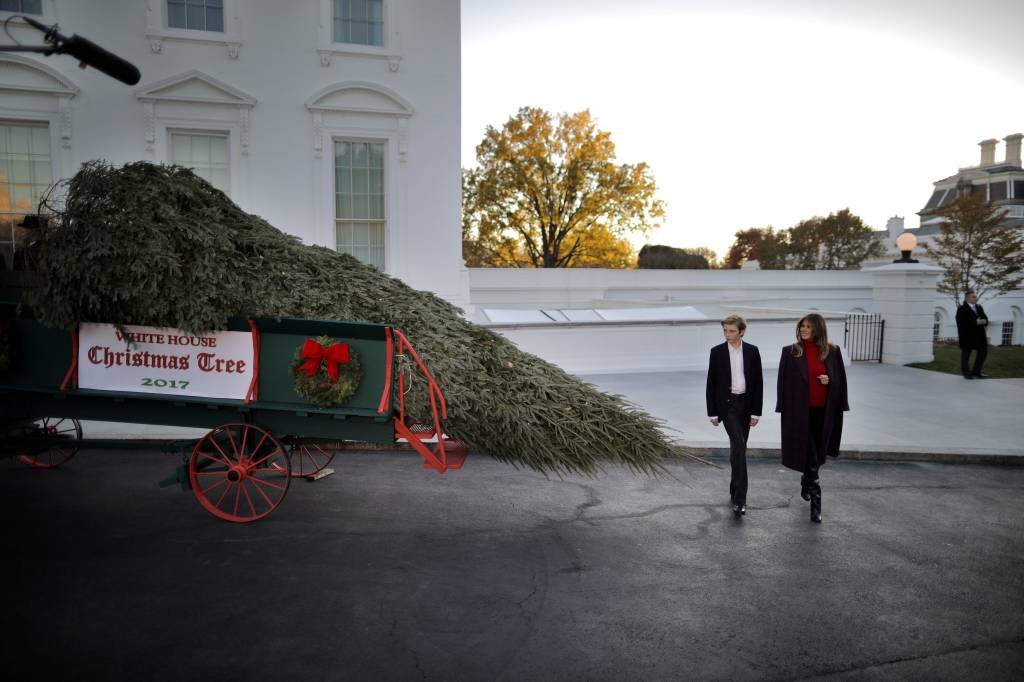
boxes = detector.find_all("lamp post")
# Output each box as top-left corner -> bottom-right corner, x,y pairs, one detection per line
893,232 -> 919,263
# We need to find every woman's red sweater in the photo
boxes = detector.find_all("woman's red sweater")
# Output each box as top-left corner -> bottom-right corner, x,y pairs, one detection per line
804,340 -> 827,407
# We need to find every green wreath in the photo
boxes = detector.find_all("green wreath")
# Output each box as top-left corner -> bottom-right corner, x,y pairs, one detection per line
290,336 -> 362,407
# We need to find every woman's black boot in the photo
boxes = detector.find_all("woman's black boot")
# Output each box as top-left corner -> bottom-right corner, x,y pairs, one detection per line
809,481 -> 822,523
800,475 -> 811,501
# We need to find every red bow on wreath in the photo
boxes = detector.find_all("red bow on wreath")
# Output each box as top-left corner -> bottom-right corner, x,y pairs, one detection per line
299,339 -> 350,382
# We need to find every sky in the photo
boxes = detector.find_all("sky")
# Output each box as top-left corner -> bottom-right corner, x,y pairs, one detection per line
461,0 -> 1024,260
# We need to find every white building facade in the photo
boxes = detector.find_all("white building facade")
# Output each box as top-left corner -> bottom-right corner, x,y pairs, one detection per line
0,0 -> 468,308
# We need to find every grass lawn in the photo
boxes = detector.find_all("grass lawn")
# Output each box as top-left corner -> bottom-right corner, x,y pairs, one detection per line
907,343 -> 1024,378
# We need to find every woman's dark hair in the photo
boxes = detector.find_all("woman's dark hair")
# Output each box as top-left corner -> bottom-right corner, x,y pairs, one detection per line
791,313 -> 830,360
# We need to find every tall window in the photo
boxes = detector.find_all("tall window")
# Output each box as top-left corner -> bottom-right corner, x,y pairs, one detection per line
933,312 -> 941,342
333,0 -> 383,46
168,0 -> 224,32
0,1 -> 42,14
334,140 -> 385,269
0,121 -> 51,270
1002,322 -> 1014,347
171,132 -> 229,194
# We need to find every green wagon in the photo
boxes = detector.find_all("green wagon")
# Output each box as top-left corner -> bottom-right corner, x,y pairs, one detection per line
1,273 -> 467,522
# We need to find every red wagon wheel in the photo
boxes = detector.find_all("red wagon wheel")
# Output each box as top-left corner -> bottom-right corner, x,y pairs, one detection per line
289,442 -> 341,478
17,417 -> 82,469
189,423 -> 291,523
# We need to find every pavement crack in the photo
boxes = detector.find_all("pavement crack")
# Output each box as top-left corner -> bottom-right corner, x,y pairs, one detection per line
792,635 -> 1024,680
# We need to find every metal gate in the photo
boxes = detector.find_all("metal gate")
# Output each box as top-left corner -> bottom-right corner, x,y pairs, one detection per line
844,313 -> 884,362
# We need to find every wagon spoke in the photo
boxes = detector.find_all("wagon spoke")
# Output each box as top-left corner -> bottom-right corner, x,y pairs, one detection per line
212,479 -> 233,508
240,481 -> 257,518
247,432 -> 270,465
225,427 -> 242,464
249,476 -> 275,508
248,475 -> 287,493
195,449 -> 232,469
249,446 -> 284,470
208,436 -> 233,466
239,424 -> 250,462
232,482 -> 242,516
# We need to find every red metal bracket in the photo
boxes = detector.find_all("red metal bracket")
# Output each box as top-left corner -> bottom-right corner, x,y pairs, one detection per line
377,326 -> 394,414
60,326 -> 79,393
390,328 -> 466,472
244,319 -> 260,404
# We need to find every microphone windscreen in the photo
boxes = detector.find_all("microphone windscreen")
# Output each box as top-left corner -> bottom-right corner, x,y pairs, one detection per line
62,34 -> 141,85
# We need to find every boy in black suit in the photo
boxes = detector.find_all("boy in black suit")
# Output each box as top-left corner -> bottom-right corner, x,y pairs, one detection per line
706,315 -> 763,516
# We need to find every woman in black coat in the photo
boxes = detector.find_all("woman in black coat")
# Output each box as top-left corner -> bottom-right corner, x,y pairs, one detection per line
775,314 -> 849,523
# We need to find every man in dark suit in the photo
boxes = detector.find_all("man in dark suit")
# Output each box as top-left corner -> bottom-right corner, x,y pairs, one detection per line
706,315 -> 763,516
955,289 -> 989,379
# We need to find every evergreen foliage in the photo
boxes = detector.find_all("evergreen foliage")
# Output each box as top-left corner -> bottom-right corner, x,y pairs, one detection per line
31,161 -> 683,475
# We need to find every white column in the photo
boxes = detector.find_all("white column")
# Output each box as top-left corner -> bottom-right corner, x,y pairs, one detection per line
869,263 -> 943,365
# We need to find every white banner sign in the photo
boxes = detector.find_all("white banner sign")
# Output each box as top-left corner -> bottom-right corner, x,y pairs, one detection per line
78,323 -> 255,400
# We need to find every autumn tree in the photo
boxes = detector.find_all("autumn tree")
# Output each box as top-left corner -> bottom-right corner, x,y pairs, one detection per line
723,227 -> 788,269
462,107 -> 664,268
783,209 -> 884,270
924,192 -> 1024,304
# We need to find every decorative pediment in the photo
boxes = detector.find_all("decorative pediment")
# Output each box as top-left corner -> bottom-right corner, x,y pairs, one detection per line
135,70 -> 256,107
304,81 -> 413,116
0,54 -> 79,96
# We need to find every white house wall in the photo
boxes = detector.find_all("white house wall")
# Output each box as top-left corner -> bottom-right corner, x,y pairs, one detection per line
0,0 -> 466,307
469,268 -> 1024,351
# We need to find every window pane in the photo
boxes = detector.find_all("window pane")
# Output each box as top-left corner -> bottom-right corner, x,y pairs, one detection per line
989,180 -> 1008,201
170,132 -> 229,194
206,7 -> 223,32
334,141 -> 350,165
171,134 -> 188,163
352,142 -> 367,167
9,126 -> 29,154
168,0 -> 187,28
369,142 -> 383,168
368,169 -> 381,194
210,136 -> 228,163
1014,181 -> 1024,199
30,126 -> 48,150
32,160 -> 50,182
192,136 -> 211,164
370,194 -> 384,219
369,23 -> 382,46
351,0 -> 366,21
187,4 -> 205,30
352,168 -> 368,194
210,168 -> 228,191
12,185 -> 32,212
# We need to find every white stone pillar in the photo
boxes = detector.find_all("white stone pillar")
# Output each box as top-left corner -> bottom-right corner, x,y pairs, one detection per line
869,262 -> 943,365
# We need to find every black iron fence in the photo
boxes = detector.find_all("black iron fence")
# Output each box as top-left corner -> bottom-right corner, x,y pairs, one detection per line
844,313 -> 884,362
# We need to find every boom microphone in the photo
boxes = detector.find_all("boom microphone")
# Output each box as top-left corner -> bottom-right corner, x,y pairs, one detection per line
59,34 -> 141,85
21,16 -> 141,85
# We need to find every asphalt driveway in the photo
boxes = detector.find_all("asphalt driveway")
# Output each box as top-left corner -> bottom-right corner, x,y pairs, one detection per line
2,449 -> 1022,681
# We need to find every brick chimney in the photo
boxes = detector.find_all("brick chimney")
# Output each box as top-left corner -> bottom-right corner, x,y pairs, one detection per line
1004,133 -> 1023,167
978,138 -> 998,165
